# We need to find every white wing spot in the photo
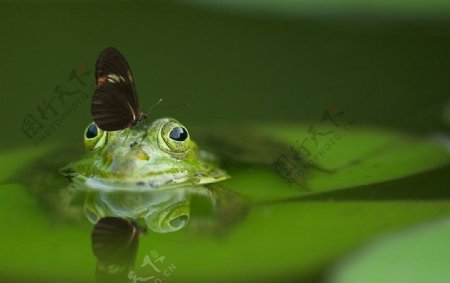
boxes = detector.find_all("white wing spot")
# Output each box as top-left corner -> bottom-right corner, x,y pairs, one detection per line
107,74 -> 125,83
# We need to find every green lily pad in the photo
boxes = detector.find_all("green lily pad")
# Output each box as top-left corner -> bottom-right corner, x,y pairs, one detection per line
221,124 -> 450,202
328,216 -> 450,283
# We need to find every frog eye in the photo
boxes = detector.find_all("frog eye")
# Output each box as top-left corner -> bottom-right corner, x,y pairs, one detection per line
169,127 -> 188,141
86,123 -> 98,139
84,122 -> 107,151
159,121 -> 190,154
145,202 -> 190,233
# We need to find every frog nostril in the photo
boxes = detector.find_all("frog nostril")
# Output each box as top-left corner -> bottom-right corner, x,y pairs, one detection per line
136,150 -> 149,161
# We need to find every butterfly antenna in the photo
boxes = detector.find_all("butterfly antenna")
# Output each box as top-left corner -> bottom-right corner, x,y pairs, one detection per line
144,98 -> 164,114
140,98 -> 164,130
161,102 -> 190,110
150,102 -> 191,115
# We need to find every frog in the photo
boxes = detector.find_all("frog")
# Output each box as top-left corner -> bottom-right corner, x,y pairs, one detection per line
61,117 -> 229,191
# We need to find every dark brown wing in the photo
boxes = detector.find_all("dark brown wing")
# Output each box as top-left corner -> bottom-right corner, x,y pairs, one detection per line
91,82 -> 135,131
95,47 -> 139,114
91,217 -> 140,265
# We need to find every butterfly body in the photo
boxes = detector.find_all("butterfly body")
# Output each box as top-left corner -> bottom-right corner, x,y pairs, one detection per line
129,112 -> 147,128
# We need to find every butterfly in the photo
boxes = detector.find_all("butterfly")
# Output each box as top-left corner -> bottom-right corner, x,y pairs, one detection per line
91,47 -> 147,131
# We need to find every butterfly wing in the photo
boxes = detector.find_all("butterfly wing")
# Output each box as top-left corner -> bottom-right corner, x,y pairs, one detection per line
95,47 -> 139,115
91,217 -> 140,265
91,82 -> 135,131
92,47 -> 141,131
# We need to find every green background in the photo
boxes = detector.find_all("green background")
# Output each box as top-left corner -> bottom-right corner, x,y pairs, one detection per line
1,1 -> 450,148
1,1 -> 450,283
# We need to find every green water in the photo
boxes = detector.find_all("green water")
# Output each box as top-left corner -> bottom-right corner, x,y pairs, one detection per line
1,1 -> 450,283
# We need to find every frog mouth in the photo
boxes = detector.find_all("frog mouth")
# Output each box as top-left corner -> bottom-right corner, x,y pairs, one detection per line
71,168 -> 230,192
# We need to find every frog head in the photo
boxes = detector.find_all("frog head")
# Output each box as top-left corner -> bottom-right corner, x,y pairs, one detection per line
61,117 -> 228,191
